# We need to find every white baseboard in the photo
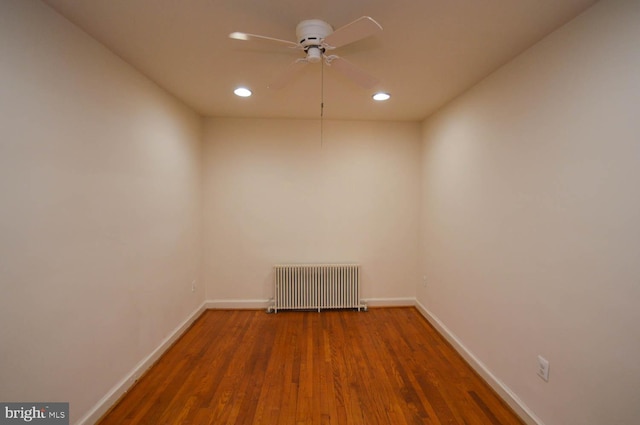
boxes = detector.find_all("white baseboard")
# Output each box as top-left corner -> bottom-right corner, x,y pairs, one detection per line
361,297 -> 415,307
76,301 -> 207,425
413,299 -> 543,425
206,299 -> 271,309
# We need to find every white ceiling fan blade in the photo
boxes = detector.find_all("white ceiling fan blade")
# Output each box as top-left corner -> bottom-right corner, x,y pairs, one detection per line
229,32 -> 299,49
322,16 -> 382,49
268,59 -> 309,90
326,55 -> 379,89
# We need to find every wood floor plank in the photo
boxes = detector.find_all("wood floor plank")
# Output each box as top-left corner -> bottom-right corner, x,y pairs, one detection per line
98,308 -> 525,425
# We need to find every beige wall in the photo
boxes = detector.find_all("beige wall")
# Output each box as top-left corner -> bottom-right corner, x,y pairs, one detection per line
0,1 -> 203,423
418,0 -> 640,424
203,118 -> 421,305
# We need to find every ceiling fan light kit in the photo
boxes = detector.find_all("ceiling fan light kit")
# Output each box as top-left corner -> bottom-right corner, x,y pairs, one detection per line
305,46 -> 323,63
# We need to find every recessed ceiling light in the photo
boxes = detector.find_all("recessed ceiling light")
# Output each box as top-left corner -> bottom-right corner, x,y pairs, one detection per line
372,92 -> 391,101
234,87 -> 252,97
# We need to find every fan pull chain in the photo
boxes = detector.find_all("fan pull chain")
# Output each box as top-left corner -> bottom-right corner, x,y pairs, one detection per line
320,58 -> 324,148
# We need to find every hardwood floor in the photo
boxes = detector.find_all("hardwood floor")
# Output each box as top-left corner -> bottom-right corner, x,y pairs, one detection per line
98,308 -> 525,425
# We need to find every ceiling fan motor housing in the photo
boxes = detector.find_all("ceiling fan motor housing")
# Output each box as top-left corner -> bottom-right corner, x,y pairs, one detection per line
296,19 -> 333,49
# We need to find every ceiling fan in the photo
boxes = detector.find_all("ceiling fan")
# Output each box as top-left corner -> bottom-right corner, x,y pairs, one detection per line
229,16 -> 383,90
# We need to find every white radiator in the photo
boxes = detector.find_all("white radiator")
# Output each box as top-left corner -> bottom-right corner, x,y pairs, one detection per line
269,264 -> 366,313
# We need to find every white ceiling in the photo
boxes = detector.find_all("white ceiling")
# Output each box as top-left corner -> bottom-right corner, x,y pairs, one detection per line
42,0 -> 597,121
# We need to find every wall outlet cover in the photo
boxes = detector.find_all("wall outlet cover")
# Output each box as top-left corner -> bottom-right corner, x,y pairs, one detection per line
537,355 -> 550,382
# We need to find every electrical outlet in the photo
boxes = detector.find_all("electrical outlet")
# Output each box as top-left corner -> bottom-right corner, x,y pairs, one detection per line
537,355 -> 550,382
422,275 -> 427,287
191,280 -> 196,293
